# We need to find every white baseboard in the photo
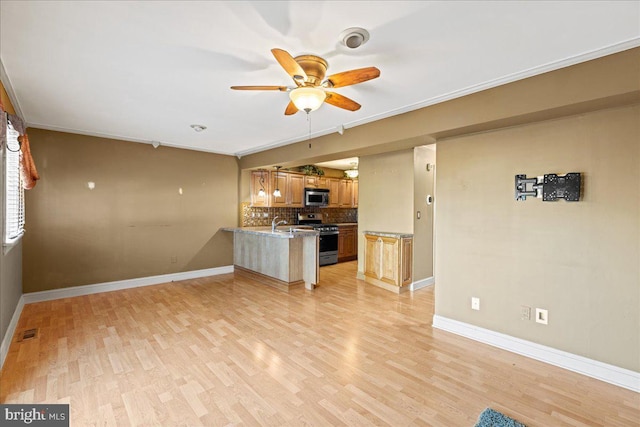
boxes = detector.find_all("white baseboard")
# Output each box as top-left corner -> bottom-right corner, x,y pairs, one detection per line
410,276 -> 434,292
432,315 -> 640,393
22,265 -> 234,304
1,294 -> 25,370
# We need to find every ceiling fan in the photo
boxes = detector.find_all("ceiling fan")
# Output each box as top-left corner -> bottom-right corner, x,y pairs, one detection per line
231,48 -> 380,115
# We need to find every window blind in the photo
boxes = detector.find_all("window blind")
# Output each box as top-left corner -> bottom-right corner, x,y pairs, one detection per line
4,121 -> 24,244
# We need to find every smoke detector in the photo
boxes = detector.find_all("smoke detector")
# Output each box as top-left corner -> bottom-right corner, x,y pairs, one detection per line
339,27 -> 370,49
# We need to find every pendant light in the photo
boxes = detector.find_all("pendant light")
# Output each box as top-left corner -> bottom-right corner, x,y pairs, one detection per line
273,166 -> 282,197
257,169 -> 266,197
345,162 -> 359,179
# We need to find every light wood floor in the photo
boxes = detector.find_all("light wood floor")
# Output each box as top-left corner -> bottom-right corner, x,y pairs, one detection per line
1,261 -> 638,426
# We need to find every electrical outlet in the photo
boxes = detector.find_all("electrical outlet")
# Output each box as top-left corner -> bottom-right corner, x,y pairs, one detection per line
171,256 -> 178,264
520,305 -> 531,320
471,297 -> 480,311
535,308 -> 548,325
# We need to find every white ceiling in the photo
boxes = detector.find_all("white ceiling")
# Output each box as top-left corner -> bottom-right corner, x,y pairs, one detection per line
1,1 -> 638,157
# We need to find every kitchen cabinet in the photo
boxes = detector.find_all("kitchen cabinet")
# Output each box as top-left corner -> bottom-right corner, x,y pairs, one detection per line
339,179 -> 353,207
270,171 -> 304,207
363,232 -> 413,293
252,171 -> 355,209
352,179 -> 358,208
328,178 -> 341,208
304,176 -> 328,189
289,174 -> 305,206
250,170 -> 270,207
338,225 -> 358,262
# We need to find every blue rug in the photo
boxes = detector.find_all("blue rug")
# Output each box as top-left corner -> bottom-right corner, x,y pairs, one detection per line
474,408 -> 526,427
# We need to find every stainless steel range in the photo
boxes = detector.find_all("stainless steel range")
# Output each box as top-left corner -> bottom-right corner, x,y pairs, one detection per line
297,213 -> 339,266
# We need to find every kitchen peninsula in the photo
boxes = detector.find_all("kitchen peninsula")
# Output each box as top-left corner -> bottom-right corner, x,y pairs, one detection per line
222,226 -> 319,290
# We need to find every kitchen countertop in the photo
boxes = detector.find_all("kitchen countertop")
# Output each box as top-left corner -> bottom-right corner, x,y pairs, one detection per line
363,231 -> 414,239
222,226 -> 319,239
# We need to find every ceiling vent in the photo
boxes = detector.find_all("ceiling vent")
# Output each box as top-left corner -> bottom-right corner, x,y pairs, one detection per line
340,28 -> 370,49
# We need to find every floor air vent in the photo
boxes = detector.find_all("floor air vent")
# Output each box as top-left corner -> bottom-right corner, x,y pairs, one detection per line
17,328 -> 38,342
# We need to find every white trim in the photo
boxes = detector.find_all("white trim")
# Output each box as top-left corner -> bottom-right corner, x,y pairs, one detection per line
22,266 -> 234,304
0,294 -> 25,370
410,276 -> 434,292
432,315 -> 640,393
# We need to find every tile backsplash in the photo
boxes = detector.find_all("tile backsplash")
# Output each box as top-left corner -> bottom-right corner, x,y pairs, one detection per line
241,203 -> 357,227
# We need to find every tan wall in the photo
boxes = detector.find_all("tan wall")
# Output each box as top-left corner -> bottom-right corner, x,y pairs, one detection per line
434,105 -> 640,371
357,150 -> 414,274
23,129 -> 238,293
413,146 -> 436,281
0,80 -> 22,350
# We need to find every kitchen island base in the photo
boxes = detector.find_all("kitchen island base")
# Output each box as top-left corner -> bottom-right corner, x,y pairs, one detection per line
234,266 -> 305,291
224,227 -> 319,290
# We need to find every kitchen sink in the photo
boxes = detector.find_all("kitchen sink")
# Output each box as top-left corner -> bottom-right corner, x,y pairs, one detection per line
275,227 -> 314,233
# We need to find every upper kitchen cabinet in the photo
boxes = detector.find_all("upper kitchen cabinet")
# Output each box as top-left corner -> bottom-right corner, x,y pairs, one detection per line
250,170 -> 270,207
289,174 -> 305,206
271,171 -> 304,207
328,178 -> 341,207
339,179 -> 353,207
352,179 -> 359,208
304,175 -> 329,189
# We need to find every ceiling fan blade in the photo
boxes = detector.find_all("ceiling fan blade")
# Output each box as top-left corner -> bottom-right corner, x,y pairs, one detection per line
325,92 -> 361,111
324,67 -> 380,88
230,85 -> 289,91
271,48 -> 308,84
284,101 -> 299,115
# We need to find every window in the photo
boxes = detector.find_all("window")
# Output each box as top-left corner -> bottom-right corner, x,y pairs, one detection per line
4,120 -> 24,245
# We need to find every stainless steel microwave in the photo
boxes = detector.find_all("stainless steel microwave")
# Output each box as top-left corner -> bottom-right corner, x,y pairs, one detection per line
304,188 -> 330,207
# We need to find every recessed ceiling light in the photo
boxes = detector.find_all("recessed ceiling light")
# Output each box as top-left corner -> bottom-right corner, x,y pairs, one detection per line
339,27 -> 370,49
190,124 -> 207,132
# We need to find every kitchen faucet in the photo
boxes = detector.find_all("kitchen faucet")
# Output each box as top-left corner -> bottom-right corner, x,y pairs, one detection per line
271,216 -> 287,232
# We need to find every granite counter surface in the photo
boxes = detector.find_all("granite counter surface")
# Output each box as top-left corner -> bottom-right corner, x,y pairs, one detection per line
222,227 -> 319,239
363,231 -> 413,239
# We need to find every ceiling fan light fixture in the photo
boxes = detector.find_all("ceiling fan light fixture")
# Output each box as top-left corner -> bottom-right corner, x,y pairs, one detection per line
289,87 -> 326,113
